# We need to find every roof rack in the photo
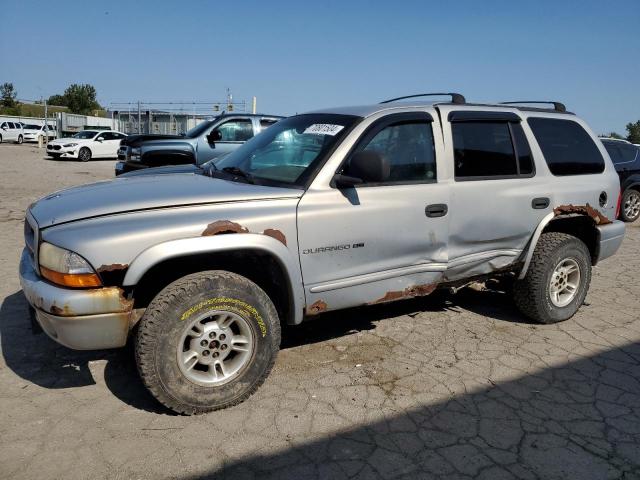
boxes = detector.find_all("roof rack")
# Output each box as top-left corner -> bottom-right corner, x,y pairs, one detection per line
380,92 -> 466,105
499,101 -> 566,113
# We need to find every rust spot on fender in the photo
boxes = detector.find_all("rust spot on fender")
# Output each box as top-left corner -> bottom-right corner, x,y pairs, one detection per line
202,220 -> 249,236
263,228 -> 287,246
305,300 -> 327,315
371,284 -> 437,305
96,263 -> 129,273
49,305 -> 68,316
553,204 -> 612,225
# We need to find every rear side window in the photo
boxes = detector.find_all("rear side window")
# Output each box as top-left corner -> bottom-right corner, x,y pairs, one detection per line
618,144 -> 639,163
453,122 -> 517,178
528,118 -> 604,175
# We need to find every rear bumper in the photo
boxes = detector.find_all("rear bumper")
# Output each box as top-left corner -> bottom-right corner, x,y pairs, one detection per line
19,249 -> 133,349
595,220 -> 626,264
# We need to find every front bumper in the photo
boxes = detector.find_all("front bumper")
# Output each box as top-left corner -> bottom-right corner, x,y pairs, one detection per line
19,249 -> 133,350
595,220 -> 626,264
46,145 -> 78,157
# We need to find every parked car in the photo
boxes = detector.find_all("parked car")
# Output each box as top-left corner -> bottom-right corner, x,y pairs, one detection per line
46,130 -> 127,161
115,113 -> 283,175
0,120 -> 24,144
22,124 -> 57,143
600,138 -> 640,222
20,94 -> 625,414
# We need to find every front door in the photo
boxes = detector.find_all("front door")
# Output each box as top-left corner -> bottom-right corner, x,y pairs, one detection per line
196,117 -> 255,165
297,112 -> 450,313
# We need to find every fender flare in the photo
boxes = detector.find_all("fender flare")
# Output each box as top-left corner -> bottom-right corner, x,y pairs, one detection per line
123,234 -> 306,325
517,212 -> 556,280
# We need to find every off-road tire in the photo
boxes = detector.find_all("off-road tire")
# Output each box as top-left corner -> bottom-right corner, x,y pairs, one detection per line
620,188 -> 640,223
135,270 -> 281,415
514,232 -> 591,324
78,147 -> 91,162
17,135 -> 23,144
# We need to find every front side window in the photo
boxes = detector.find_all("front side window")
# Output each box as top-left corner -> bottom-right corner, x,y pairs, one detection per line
528,118 -> 604,175
213,113 -> 359,187
453,122 -> 517,178
215,119 -> 254,142
349,119 -> 436,184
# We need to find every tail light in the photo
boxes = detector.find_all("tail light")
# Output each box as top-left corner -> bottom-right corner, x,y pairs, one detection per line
615,189 -> 622,219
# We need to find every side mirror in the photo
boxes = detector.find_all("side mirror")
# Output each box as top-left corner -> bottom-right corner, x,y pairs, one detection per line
96,137 -> 103,142
207,129 -> 222,143
338,150 -> 390,186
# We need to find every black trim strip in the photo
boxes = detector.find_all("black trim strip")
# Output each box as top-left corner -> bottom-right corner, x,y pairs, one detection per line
448,111 -> 521,122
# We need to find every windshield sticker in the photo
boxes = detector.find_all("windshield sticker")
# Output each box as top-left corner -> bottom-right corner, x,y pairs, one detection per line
303,124 -> 344,136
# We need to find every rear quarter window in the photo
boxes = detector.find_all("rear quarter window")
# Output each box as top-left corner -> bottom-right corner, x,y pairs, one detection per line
527,118 -> 604,175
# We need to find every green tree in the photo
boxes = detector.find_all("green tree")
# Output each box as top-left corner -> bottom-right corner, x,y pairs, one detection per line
47,94 -> 67,106
52,84 -> 101,115
626,121 -> 640,144
1,82 -> 17,108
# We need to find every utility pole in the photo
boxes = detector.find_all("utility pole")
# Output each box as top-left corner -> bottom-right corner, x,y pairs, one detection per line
43,98 -> 48,145
252,96 -> 257,114
137,101 -> 142,134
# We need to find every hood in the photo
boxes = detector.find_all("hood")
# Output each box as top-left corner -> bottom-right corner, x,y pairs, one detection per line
48,137 -> 89,145
120,164 -> 201,177
29,172 -> 302,228
120,134 -> 184,147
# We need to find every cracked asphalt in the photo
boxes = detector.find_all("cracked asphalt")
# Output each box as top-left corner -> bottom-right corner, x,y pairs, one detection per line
0,144 -> 639,480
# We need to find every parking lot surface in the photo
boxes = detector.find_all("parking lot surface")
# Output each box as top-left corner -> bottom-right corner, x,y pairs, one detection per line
0,144 -> 639,480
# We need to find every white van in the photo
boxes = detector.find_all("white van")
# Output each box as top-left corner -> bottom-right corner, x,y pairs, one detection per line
0,121 -> 24,144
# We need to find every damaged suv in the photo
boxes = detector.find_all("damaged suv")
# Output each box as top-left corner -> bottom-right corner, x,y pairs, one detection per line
20,93 -> 625,414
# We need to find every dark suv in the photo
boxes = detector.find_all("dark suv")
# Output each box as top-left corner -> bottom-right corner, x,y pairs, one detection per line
600,138 -> 640,222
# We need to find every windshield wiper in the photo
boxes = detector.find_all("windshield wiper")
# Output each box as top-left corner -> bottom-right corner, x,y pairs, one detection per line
222,166 -> 254,183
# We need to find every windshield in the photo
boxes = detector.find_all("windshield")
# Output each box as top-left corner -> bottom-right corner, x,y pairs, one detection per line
72,131 -> 98,139
24,124 -> 40,129
185,118 -> 219,138
213,114 -> 359,187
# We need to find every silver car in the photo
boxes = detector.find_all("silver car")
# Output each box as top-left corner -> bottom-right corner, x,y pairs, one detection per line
19,93 -> 625,414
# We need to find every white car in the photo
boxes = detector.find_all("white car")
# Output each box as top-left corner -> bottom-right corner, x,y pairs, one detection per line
0,120 -> 24,144
46,130 -> 127,161
22,124 -> 57,143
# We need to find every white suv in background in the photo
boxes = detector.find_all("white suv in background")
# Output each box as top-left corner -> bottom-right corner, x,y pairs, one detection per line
46,130 -> 127,161
22,124 -> 57,143
0,121 -> 24,144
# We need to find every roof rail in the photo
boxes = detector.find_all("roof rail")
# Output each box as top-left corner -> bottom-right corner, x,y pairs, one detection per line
380,92 -> 466,105
499,101 -> 567,113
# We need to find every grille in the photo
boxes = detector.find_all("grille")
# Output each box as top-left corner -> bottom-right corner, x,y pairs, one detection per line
52,145 -> 61,150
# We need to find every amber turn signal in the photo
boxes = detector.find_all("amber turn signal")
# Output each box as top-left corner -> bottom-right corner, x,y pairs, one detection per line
40,266 -> 102,288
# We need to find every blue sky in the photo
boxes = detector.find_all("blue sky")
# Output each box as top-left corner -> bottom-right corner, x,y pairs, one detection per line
1,0 -> 638,134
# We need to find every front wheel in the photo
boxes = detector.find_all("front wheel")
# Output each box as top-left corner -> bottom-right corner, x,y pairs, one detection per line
135,271 -> 281,414
78,147 -> 92,162
620,189 -> 640,223
17,135 -> 23,144
514,232 -> 591,324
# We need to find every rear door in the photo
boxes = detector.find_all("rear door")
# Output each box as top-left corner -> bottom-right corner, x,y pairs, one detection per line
296,110 -> 450,312
443,109 -> 547,281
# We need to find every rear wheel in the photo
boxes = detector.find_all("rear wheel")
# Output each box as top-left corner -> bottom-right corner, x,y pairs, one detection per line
620,189 -> 640,223
136,270 -> 281,414
514,232 -> 591,324
0,134 -> 3,144
78,147 -> 92,162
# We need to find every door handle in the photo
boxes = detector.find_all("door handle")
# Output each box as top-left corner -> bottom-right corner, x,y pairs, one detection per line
532,197 -> 550,209
425,204 -> 448,218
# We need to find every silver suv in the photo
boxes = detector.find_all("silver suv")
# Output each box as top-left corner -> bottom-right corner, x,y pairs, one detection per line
19,93 -> 626,414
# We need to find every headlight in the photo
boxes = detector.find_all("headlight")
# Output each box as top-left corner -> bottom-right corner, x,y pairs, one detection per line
131,147 -> 141,160
38,242 -> 102,288
63,143 -> 78,148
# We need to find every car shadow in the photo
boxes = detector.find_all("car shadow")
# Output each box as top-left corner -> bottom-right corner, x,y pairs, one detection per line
1,284 -> 531,415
